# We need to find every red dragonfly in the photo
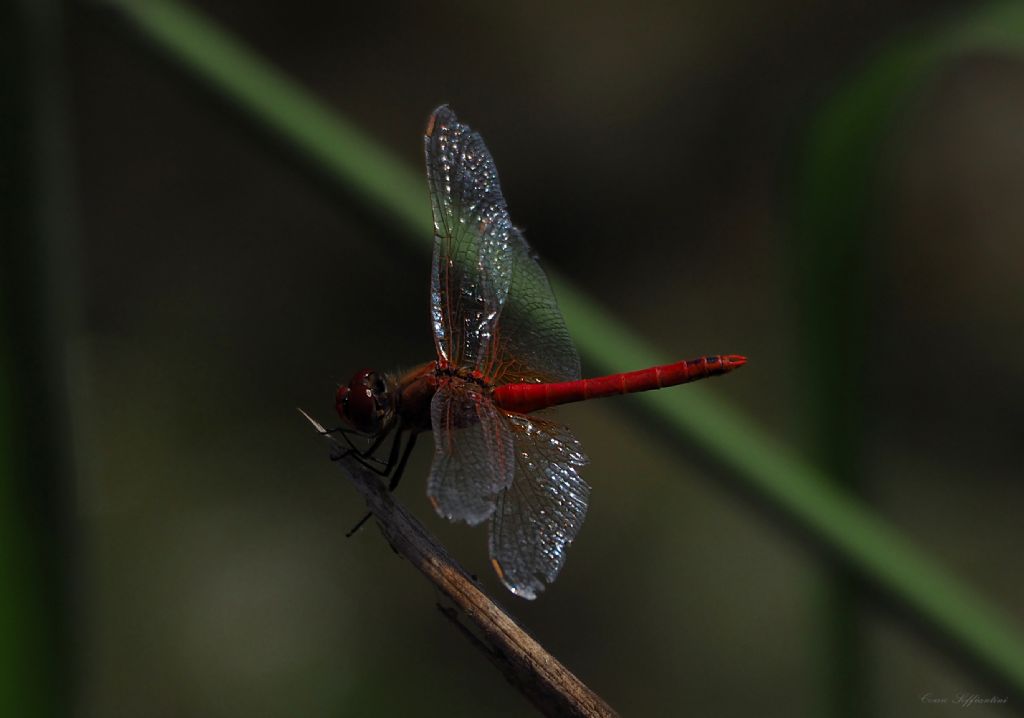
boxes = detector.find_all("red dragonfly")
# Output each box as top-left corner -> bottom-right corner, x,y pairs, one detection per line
324,106 -> 745,599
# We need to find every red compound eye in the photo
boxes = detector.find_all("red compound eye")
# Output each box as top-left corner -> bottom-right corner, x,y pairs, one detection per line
336,369 -> 382,434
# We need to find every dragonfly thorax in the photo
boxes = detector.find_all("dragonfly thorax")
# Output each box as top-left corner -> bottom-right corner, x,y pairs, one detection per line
436,363 -> 491,387
336,368 -> 393,435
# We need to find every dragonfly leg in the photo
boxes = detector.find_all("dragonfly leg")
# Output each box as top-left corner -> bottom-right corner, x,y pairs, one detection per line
330,424 -> 395,473
314,423 -> 391,468
387,431 -> 418,491
346,430 -> 419,537
345,511 -> 374,538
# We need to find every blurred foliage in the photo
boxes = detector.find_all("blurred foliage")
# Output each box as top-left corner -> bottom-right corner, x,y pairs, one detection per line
3,0 -> 1021,715
1,2 -> 76,716
794,1 -> 1024,714
97,0 -> 1024,703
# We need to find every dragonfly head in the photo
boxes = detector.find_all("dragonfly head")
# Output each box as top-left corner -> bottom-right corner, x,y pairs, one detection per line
336,369 -> 390,434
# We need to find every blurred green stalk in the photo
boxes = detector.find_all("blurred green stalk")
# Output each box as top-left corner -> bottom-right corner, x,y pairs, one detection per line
0,1 -> 77,716
794,3 -> 1024,714
100,0 -> 1024,699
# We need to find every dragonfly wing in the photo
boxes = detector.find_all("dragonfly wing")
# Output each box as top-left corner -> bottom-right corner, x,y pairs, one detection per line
493,228 -> 581,384
488,415 -> 590,599
426,106 -> 514,375
428,380 -> 516,525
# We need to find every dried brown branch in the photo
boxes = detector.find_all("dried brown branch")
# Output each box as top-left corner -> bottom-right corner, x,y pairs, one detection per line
300,410 -> 618,718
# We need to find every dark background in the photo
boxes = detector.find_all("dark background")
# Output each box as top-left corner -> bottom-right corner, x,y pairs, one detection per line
16,0 -> 1024,715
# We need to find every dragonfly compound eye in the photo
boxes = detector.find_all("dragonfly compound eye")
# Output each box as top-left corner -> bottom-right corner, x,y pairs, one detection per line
337,369 -> 384,434
334,384 -> 351,421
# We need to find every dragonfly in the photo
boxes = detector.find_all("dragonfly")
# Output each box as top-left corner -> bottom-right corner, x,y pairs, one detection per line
323,106 -> 745,599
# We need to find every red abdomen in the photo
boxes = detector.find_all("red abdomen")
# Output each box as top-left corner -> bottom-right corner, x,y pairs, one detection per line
492,355 -> 746,415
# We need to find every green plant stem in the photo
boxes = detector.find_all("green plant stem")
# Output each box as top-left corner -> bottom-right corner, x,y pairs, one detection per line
101,0 -> 1024,697
793,3 -> 1024,714
0,1 -> 77,716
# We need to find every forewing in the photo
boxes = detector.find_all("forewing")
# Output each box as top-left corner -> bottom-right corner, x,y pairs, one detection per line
428,380 -> 516,525
426,106 -> 514,374
488,415 -> 590,599
492,228 -> 581,384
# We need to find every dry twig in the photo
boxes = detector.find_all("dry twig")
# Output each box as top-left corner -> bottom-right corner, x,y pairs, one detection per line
300,410 -> 618,718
